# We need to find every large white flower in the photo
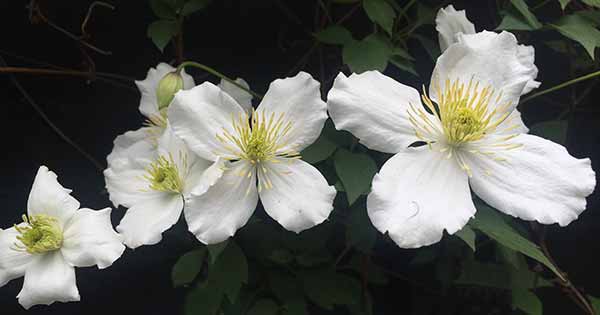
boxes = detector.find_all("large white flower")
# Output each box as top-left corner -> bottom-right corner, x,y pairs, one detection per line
107,62 -> 253,166
168,71 -> 336,244
327,30 -> 595,248
0,166 -> 124,309
104,126 -> 223,249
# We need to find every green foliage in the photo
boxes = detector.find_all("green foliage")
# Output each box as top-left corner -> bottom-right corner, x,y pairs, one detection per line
171,247 -> 206,287
147,0 -> 212,51
247,299 -> 280,315
300,269 -> 362,310
342,34 -> 391,73
551,14 -> 600,59
363,0 -> 396,36
454,225 -> 476,252
315,25 -> 354,45
509,0 -> 542,29
512,289 -> 543,315
301,133 -> 338,164
147,20 -> 178,52
345,203 -> 378,253
334,148 -> 378,205
529,120 -> 568,145
207,239 -> 229,264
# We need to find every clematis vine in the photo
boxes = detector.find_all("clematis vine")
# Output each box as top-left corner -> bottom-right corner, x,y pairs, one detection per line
326,6 -> 596,248
0,166 -> 124,309
168,71 -> 336,244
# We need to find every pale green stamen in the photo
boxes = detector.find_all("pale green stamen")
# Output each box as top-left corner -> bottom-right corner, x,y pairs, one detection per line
143,153 -> 185,193
14,214 -> 63,254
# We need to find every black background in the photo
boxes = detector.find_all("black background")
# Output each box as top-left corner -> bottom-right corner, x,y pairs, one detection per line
0,0 -> 599,314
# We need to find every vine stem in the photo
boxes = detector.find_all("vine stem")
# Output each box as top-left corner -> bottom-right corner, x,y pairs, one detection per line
521,69 -> 600,105
176,61 -> 263,99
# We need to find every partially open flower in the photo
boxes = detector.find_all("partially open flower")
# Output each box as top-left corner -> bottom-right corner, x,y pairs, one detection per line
156,71 -> 185,111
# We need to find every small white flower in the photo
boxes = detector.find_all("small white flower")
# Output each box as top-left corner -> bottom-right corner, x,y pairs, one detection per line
168,71 -> 336,244
104,126 -> 223,249
0,166 -> 124,309
327,28 -> 595,247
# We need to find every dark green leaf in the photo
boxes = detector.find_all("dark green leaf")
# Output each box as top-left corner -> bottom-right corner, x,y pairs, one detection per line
588,295 -> 600,314
583,0 -> 600,8
343,35 -> 392,73
389,55 -> 418,76
295,248 -> 333,267
172,248 -> 207,287
247,299 -> 279,315
347,255 -> 389,285
334,149 -> 378,205
454,226 -> 476,251
269,272 -> 308,315
496,244 -> 523,270
510,0 -> 542,29
559,0 -> 571,10
301,270 -> 361,310
207,239 -> 229,264
150,0 -> 177,19
411,34 -> 440,61
182,0 -> 212,16
456,260 -> 551,290
497,11 -> 539,31
147,20 -> 178,52
529,120 -> 567,145
363,0 -> 396,35
184,283 -> 223,315
391,47 -> 414,60
469,203 -> 564,281
314,25 -> 354,45
346,203 -> 377,253
301,134 -> 337,164
512,289 -> 543,315
269,248 -> 294,264
210,241 -> 248,303
410,247 -> 438,265
551,14 -> 600,59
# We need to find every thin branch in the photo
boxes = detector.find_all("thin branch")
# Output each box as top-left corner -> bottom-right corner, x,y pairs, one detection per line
81,1 -> 115,38
521,69 -> 600,105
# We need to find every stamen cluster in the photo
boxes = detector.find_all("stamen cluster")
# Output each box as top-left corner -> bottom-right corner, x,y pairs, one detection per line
14,214 -> 63,254
144,154 -> 185,193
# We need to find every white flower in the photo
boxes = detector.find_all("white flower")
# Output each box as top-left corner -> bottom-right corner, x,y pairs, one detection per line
0,166 -> 124,309
104,126 -> 223,249
327,30 -> 595,248
168,71 -> 336,244
107,62 -> 253,166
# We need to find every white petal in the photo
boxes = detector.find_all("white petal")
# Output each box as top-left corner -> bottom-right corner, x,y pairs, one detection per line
116,194 -> 184,249
466,134 -> 596,226
184,158 -> 226,197
367,146 -> 476,248
136,62 -> 195,118
327,71 -> 421,153
61,208 -> 125,269
28,166 -> 80,228
435,5 -> 476,52
498,108 -> 529,135
0,227 -> 33,286
169,82 -> 247,161
259,159 -> 336,233
104,158 -> 162,208
256,72 -> 328,152
106,127 -> 156,167
431,31 -> 536,116
517,44 -> 541,94
219,78 -> 253,113
184,161 -> 258,244
17,252 -> 80,309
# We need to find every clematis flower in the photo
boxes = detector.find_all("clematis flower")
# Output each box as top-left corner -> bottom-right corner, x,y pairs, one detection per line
168,71 -> 336,244
0,166 -> 124,309
107,62 -> 252,166
104,126 -> 224,249
327,28 -> 595,247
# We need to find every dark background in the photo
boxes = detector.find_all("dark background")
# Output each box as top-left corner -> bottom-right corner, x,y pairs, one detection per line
0,0 -> 598,314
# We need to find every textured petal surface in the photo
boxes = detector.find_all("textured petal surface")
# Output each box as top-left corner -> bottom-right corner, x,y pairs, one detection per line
169,82 -> 247,161
435,5 -> 475,52
106,127 -> 156,167
219,78 -> 253,113
259,159 -> 336,233
466,134 -> 596,226
104,157 -> 161,209
367,146 -> 476,248
17,252 -> 80,309
136,62 -> 194,118
184,161 -> 258,244
517,44 -> 541,94
0,227 -> 33,286
184,158 -> 225,197
430,31 -> 535,116
116,194 -> 184,249
327,71 -> 421,153
27,166 -> 80,228
256,72 -> 328,152
61,208 -> 125,269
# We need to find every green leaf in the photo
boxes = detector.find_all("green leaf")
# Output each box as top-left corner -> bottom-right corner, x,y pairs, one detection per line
389,56 -> 418,76
185,283 -> 223,315
510,0 -> 542,29
334,149 -> 378,205
269,272 -> 308,315
469,203 -> 564,281
512,289 -> 543,315
150,0 -> 177,19
343,35 -> 392,73
454,225 -> 476,251
363,0 -> 396,35
210,241 -> 248,303
247,299 -> 279,315
410,246 -> 438,265
301,134 -> 337,164
182,0 -> 212,16
411,34 -> 440,61
496,244 -> 523,270
497,11 -> 540,31
391,47 -> 414,61
295,248 -> 333,267
268,248 -> 294,265
559,0 -> 571,10
456,260 -> 551,290
346,203 -> 377,253
347,255 -> 389,285
314,25 -> 354,45
207,239 -> 229,264
147,20 -> 178,52
301,270 -> 361,310
583,0 -> 600,8
588,295 -> 600,314
172,248 -> 207,287
529,120 -> 568,145
551,14 -> 600,59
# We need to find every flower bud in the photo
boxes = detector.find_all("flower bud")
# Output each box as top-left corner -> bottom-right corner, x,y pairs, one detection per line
156,71 -> 184,110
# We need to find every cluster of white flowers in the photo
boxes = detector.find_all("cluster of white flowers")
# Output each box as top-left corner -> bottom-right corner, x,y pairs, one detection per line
1,5 -> 595,310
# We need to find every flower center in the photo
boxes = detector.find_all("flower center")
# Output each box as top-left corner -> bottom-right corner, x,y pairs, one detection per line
143,153 -> 186,193
14,214 -> 63,254
215,109 -> 300,164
